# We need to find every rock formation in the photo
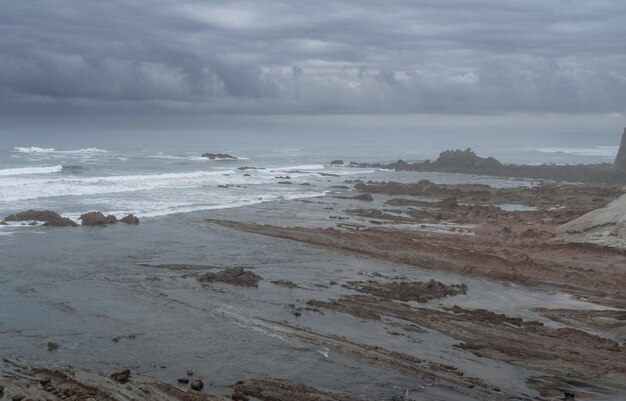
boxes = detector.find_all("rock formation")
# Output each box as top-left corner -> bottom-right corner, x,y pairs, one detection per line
4,210 -> 78,227
120,213 -> 139,224
433,148 -> 504,173
558,193 -> 626,239
615,128 -> 626,171
79,211 -> 118,226
197,267 -> 261,287
201,153 -> 237,160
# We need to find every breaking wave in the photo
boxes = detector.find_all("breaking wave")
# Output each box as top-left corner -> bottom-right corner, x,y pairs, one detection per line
13,147 -> 109,154
0,165 -> 63,176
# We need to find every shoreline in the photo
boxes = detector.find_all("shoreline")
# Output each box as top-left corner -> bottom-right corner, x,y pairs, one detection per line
2,176 -> 625,400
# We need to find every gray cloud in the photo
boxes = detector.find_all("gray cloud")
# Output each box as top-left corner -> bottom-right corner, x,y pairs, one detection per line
1,0 -> 625,115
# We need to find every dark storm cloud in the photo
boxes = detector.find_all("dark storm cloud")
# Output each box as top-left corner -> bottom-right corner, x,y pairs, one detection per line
1,0 -> 625,115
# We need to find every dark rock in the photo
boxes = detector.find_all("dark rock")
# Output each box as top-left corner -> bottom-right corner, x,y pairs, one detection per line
11,395 -> 25,401
330,160 -> 344,165
177,378 -> 189,384
79,211 -> 113,226
231,391 -> 249,401
187,369 -> 194,376
352,192 -> 373,201
436,197 -> 459,208
271,279 -> 300,288
4,210 -> 78,227
434,148 -> 503,172
335,192 -> 373,201
197,267 -> 262,287
110,368 -> 131,383
190,379 -> 204,391
615,128 -> 626,171
201,153 -> 237,160
120,214 -> 139,224
47,341 -> 60,351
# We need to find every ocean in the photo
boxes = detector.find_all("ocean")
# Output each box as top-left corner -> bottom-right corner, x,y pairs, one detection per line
0,130 -> 620,226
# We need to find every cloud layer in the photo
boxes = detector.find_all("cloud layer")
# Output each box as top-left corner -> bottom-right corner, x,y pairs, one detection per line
1,0 -> 625,115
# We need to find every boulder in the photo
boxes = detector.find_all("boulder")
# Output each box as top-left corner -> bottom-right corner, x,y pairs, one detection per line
201,153 -> 237,160
80,211 -> 108,226
330,159 -> 344,165
197,267 -> 262,287
110,368 -> 131,383
190,379 -> 204,391
120,214 -> 139,224
4,210 -> 78,227
352,192 -> 373,201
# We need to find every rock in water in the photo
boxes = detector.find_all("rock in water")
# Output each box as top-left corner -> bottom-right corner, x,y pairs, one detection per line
201,153 -> 237,160
190,379 -> 204,391
197,267 -> 262,287
615,128 -> 626,171
4,210 -> 78,227
120,214 -> 139,224
330,159 -> 344,165
110,368 -> 131,383
79,211 -> 106,226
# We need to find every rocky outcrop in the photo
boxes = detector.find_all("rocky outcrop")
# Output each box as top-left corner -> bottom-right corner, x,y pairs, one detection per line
330,159 -> 344,165
79,211 -> 118,226
201,153 -> 237,160
615,128 -> 626,171
335,192 -> 374,201
558,193 -> 626,243
344,130 -> 626,184
110,368 -> 131,383
197,267 -> 261,287
120,213 -> 139,224
4,210 -> 78,227
433,148 -> 504,173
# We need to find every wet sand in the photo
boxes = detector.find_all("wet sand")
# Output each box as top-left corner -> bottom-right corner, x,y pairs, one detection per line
1,178 -> 625,400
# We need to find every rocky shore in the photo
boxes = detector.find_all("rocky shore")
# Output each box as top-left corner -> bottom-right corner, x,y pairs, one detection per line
3,138 -> 626,401
342,128 -> 626,184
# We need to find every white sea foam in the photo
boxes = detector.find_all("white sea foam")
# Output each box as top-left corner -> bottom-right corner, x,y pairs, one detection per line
68,190 -> 327,219
0,165 -> 63,176
276,164 -> 325,171
13,147 -> 108,154
0,169 -> 278,202
528,146 -> 619,157
13,147 -> 57,153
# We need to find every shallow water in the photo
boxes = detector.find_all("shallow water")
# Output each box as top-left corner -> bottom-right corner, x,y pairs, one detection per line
2,204 -> 618,399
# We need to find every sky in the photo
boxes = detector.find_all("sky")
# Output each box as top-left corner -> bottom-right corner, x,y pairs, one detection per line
1,0 -> 625,134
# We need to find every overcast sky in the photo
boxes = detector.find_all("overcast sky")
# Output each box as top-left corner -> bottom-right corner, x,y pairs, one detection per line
1,0 -> 625,121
